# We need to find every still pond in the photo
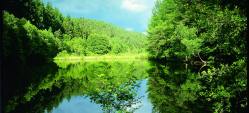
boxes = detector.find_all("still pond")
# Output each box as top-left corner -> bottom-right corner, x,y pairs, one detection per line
3,59 -> 210,113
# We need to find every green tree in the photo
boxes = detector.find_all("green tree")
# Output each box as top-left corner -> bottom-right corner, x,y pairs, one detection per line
3,11 -> 59,63
147,0 -> 246,63
65,37 -> 87,55
87,34 -> 111,55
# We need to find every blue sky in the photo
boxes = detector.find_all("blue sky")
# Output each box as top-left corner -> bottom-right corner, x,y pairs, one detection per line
42,0 -> 156,32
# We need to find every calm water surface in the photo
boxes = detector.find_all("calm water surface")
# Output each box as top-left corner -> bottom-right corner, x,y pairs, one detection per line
47,79 -> 152,113
3,60 -> 206,113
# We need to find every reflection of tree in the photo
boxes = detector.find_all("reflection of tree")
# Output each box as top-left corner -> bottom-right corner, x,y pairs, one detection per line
57,61 -> 149,113
88,77 -> 141,113
3,61 -> 59,113
147,62 -> 208,113
4,61 -> 150,113
198,60 -> 247,113
148,59 -> 247,113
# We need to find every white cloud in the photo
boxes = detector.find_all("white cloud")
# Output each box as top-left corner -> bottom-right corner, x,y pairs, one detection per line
121,0 -> 148,12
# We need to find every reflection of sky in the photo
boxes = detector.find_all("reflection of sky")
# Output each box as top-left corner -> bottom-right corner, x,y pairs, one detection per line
50,96 -> 102,113
135,79 -> 152,113
48,79 -> 152,113
42,0 -> 155,32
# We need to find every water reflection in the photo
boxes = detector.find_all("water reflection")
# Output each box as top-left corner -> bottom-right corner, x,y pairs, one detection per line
52,61 -> 151,112
2,61 -> 59,113
147,62 -> 208,113
3,60 -> 151,113
3,60 -> 246,113
147,61 -> 247,113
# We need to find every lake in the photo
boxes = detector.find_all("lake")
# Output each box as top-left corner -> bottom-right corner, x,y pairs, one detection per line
1,59 -> 225,113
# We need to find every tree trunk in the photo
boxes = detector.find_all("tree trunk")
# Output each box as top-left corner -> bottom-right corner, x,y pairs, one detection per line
198,52 -> 206,64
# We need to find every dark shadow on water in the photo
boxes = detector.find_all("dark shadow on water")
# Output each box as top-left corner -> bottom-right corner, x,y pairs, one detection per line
2,60 -> 59,113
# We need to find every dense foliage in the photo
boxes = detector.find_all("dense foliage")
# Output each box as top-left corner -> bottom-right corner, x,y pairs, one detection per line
147,0 -> 247,63
3,12 -> 60,64
3,0 -> 64,31
2,0 -> 147,65
147,0 -> 247,112
59,17 -> 147,56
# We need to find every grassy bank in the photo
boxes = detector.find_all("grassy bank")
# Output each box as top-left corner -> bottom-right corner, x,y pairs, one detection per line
54,53 -> 148,62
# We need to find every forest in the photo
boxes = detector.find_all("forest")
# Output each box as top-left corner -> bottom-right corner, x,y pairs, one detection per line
147,0 -> 247,112
3,0 -> 147,65
2,0 -> 247,113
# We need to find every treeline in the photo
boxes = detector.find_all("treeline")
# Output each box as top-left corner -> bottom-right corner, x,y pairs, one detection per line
3,12 -> 60,64
57,17 -> 147,56
3,0 -> 64,32
147,0 -> 247,64
2,0 -> 147,64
